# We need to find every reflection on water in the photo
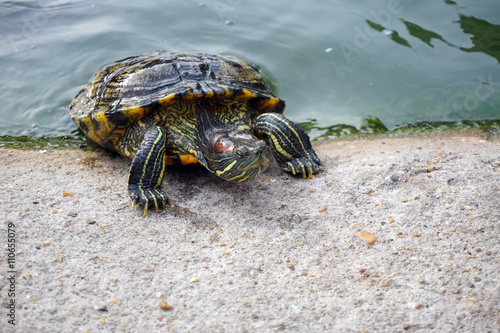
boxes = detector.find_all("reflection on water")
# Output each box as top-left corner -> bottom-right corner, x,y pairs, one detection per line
458,15 -> 500,63
401,20 -> 453,48
365,20 -> 411,48
367,14 -> 500,64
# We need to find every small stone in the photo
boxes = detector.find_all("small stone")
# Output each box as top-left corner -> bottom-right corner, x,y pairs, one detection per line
286,264 -> 295,271
439,287 -> 446,294
380,278 -> 392,287
43,241 -> 51,246
357,231 -> 376,244
403,324 -> 411,330
415,303 -> 422,309
159,300 -> 172,311
190,277 -> 200,283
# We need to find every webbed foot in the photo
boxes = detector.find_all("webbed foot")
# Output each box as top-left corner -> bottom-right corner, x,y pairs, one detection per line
281,150 -> 323,178
129,185 -> 172,216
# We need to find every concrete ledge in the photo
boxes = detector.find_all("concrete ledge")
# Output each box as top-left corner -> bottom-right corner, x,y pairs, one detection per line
1,133 -> 499,331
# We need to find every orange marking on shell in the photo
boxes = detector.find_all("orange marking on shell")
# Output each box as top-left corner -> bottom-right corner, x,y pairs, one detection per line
157,93 -> 178,105
179,154 -> 198,165
165,155 -> 198,166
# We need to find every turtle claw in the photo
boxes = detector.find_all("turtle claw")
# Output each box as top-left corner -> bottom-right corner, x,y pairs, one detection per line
282,150 -> 323,179
129,186 -> 172,216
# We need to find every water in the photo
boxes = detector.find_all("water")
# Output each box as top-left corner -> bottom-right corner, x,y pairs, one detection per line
1,0 -> 499,141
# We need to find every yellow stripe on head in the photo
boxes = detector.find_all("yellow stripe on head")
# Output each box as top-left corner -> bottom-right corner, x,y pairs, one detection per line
215,160 -> 238,178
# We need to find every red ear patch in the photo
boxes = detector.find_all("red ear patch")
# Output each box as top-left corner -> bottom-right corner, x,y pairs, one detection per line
213,140 -> 234,153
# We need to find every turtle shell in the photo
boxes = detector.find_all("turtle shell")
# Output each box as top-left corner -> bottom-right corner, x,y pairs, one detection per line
69,50 -> 285,151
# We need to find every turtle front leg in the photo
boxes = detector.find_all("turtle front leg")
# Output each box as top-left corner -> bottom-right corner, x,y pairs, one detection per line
128,126 -> 172,216
254,113 -> 323,178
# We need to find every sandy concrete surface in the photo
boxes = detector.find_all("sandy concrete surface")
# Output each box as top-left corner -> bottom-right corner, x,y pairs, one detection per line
1,132 -> 499,332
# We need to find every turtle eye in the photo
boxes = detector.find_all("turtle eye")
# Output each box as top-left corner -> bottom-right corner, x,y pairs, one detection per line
213,139 -> 234,153
236,147 -> 249,159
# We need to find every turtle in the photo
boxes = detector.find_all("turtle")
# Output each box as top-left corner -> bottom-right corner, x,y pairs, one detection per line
69,50 -> 323,215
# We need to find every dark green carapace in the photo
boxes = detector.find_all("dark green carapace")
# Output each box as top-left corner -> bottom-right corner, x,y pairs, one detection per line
70,51 -> 322,215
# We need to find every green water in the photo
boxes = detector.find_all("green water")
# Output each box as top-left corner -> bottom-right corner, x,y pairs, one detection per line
1,0 -> 499,142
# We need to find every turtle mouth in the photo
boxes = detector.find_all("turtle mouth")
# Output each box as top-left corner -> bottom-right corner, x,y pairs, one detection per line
233,153 -> 269,182
236,162 -> 268,182
213,152 -> 269,182
240,153 -> 269,171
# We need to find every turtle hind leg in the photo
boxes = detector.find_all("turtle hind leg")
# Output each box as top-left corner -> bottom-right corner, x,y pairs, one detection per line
128,125 -> 172,216
254,113 -> 323,178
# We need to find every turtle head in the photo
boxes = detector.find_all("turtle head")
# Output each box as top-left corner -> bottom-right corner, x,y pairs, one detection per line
202,130 -> 269,182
